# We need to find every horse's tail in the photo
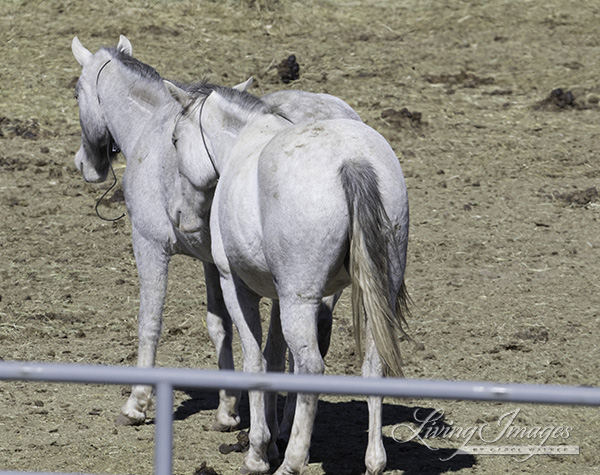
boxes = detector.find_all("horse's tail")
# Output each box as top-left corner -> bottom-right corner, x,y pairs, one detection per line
340,160 -> 410,377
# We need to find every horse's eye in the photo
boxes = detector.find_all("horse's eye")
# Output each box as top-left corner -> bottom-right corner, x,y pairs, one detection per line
171,136 -> 178,147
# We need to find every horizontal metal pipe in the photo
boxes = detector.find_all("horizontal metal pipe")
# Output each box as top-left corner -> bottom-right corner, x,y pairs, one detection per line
1,361 -> 599,406
0,473 -> 103,475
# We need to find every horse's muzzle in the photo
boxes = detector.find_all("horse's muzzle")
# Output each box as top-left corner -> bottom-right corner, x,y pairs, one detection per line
75,146 -> 109,183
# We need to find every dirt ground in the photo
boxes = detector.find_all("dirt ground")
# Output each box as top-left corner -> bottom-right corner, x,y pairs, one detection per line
1,1 -> 599,474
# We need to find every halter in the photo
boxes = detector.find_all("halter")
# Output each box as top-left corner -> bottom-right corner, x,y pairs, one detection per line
198,94 -> 220,181
95,59 -> 121,153
93,59 -> 125,222
95,60 -> 112,104
95,159 -> 125,222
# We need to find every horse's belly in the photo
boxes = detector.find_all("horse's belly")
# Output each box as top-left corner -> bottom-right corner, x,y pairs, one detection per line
323,266 -> 351,296
173,228 -> 213,262
221,226 -> 278,298
230,256 -> 349,300
234,264 -> 279,299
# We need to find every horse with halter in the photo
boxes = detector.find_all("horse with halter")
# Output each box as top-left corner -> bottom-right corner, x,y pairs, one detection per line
70,35 -> 372,450
165,70 -> 410,473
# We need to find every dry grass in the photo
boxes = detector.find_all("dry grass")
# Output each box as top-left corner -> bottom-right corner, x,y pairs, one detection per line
1,1 -> 600,473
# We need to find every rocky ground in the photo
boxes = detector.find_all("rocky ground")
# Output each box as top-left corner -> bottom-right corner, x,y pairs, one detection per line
1,1 -> 599,473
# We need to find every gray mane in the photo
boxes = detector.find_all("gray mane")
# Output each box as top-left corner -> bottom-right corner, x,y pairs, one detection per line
191,82 -> 269,112
100,48 -> 289,122
104,47 -> 163,84
185,81 -> 289,121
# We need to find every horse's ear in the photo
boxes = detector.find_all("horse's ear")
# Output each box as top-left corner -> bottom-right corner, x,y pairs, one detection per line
117,35 -> 133,56
233,77 -> 253,92
204,90 -> 239,135
72,37 -> 92,66
164,80 -> 191,107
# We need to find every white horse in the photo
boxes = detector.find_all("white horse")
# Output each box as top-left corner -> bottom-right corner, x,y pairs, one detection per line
262,89 -> 361,123
167,80 -> 410,474
70,36 -> 361,433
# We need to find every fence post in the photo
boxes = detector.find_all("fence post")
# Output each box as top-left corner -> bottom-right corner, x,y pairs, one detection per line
154,382 -> 174,475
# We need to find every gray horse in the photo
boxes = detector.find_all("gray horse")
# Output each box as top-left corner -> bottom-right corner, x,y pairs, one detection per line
71,36 -> 361,435
167,76 -> 410,474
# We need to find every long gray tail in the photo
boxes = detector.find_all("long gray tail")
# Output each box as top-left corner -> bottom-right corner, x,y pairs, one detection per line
340,160 -> 410,377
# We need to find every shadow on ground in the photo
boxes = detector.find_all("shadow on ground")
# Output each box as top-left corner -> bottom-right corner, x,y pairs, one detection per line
173,390 -> 477,474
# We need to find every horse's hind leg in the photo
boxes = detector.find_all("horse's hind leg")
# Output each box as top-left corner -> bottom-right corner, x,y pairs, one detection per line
204,263 -> 240,431
118,232 -> 170,426
263,299 -> 287,463
279,293 -> 337,444
276,296 -> 323,475
317,292 -> 338,358
363,318 -> 387,475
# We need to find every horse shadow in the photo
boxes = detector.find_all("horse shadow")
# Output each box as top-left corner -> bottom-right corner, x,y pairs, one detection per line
173,389 -> 477,474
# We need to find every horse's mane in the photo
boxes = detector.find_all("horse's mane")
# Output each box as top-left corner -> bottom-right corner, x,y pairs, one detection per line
104,47 -> 163,84
189,81 -> 270,113
184,80 -> 291,123
101,48 -> 290,122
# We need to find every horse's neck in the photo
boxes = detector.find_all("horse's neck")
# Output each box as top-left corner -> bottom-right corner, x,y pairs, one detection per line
203,92 -> 287,172
98,64 -> 169,159
228,114 -> 288,166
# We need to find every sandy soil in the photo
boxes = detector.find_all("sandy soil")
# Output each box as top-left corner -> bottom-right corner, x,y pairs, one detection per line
1,1 -> 599,474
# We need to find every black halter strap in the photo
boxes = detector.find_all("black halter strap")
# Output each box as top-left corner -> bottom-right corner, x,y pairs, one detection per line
95,60 -> 112,104
198,94 -> 220,181
95,59 -> 120,153
94,150 -> 126,222
93,59 -> 125,222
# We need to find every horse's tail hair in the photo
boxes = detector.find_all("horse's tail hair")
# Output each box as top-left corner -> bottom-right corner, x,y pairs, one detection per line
340,160 -> 410,377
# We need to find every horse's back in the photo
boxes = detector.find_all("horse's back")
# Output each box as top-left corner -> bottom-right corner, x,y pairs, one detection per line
258,119 -> 406,216
255,119 -> 407,296
262,90 -> 361,123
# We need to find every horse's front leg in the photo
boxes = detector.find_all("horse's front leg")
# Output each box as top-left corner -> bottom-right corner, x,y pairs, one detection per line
117,231 -> 170,426
219,272 -> 270,474
203,262 -> 241,431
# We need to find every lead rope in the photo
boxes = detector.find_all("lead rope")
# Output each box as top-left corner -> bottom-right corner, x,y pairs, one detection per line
95,145 -> 126,222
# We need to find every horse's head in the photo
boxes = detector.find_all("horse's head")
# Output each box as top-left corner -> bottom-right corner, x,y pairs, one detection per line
71,35 -> 132,182
165,80 -> 209,171
164,78 -> 254,188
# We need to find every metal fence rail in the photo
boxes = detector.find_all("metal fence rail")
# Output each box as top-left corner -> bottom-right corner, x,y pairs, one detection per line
1,361 -> 599,475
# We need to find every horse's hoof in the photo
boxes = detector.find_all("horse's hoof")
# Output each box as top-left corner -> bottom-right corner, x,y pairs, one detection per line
116,412 -> 145,426
239,452 -> 270,475
239,465 -> 269,475
211,414 -> 240,432
273,463 -> 304,475
272,463 -> 298,475
211,421 -> 235,432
